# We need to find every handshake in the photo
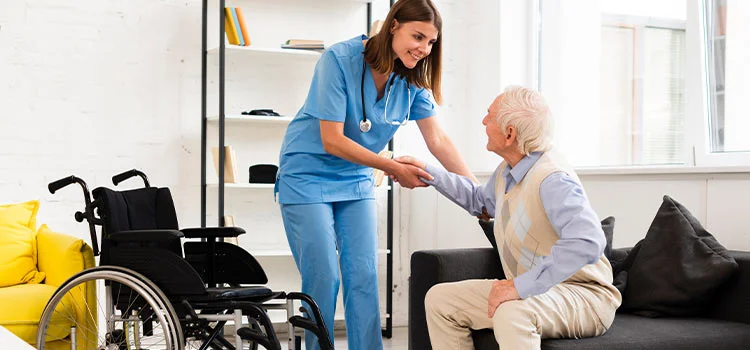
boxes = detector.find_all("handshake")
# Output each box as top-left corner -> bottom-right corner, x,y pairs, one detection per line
384,155 -> 433,189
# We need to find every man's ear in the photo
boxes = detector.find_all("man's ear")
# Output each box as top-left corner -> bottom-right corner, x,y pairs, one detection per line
505,126 -> 516,145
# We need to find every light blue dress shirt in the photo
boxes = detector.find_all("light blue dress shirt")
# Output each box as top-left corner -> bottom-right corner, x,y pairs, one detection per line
277,35 -> 437,204
424,152 -> 606,299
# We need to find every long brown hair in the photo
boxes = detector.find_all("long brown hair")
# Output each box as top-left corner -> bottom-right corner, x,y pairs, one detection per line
364,0 -> 443,104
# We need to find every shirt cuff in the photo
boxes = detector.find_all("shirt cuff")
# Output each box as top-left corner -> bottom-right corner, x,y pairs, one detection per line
423,163 -> 443,186
512,272 -> 539,299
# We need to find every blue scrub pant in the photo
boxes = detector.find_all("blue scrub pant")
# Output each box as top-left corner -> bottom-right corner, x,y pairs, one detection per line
280,199 -> 383,350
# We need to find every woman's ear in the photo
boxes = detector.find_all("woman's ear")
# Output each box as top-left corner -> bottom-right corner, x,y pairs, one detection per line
390,19 -> 400,34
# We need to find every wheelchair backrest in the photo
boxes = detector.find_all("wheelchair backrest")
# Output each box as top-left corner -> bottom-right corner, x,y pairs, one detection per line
93,186 -> 179,233
92,186 -> 208,295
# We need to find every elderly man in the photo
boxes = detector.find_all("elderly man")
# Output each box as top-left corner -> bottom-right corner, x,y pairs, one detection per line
396,86 -> 621,349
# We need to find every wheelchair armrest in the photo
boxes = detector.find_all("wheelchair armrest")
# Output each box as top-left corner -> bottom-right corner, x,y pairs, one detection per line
109,229 -> 184,242
181,227 -> 246,239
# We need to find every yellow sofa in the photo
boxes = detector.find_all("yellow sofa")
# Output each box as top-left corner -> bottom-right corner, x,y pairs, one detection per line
0,226 -> 96,349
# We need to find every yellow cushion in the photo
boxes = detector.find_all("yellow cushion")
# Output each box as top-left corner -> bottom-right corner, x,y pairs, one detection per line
0,283 -> 74,343
36,224 -> 87,287
0,200 -> 45,287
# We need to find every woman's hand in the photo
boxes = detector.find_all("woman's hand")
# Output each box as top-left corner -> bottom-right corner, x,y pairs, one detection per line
393,155 -> 426,170
388,157 -> 433,189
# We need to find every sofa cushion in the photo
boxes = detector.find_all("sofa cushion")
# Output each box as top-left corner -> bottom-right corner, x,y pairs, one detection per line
471,314 -> 750,349
0,200 -> 45,287
36,224 -> 87,287
0,283 -> 74,343
621,195 -> 738,317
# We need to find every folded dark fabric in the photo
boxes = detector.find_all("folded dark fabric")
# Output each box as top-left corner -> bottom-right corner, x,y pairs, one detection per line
620,195 -> 738,317
249,164 -> 278,184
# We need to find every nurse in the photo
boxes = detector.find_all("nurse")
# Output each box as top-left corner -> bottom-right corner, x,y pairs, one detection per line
276,0 -> 476,348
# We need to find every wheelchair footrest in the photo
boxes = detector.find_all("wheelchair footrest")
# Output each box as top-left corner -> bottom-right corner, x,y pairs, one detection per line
237,327 -> 279,350
289,315 -> 320,333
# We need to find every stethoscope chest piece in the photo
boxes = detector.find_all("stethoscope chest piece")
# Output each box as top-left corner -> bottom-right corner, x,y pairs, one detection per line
359,119 -> 372,133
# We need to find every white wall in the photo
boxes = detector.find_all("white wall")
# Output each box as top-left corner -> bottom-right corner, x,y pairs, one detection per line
0,0 -> 202,236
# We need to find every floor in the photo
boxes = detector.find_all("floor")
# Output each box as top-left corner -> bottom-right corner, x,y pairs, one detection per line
280,326 -> 408,350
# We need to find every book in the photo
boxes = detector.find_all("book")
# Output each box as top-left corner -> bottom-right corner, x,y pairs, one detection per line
373,150 -> 393,187
284,39 -> 323,46
224,7 -> 240,45
282,39 -> 325,50
212,145 -> 239,183
369,20 -> 384,37
235,7 -> 251,46
230,7 -> 245,46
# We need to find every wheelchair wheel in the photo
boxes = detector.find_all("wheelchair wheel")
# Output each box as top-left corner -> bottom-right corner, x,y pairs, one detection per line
36,266 -> 183,350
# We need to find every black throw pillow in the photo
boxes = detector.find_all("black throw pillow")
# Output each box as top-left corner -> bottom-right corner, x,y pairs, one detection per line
478,216 -> 617,262
620,195 -> 738,317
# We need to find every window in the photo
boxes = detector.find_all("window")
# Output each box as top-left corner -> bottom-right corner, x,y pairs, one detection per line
538,0 -> 687,167
705,0 -> 750,154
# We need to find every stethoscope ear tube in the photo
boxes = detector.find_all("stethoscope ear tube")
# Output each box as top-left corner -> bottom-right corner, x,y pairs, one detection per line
360,59 -> 410,133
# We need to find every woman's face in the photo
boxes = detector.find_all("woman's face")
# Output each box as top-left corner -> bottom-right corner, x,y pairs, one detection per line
390,20 -> 438,69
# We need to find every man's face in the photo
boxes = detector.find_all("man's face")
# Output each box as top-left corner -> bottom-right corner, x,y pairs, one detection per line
482,94 -> 512,155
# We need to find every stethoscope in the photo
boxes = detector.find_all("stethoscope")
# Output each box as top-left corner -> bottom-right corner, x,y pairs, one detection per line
359,60 -> 411,133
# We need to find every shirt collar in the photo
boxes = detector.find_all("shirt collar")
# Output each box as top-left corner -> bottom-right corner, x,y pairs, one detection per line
502,151 -> 543,184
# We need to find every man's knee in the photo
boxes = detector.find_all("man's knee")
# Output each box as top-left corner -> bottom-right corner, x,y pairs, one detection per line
492,300 -> 535,330
425,283 -> 455,316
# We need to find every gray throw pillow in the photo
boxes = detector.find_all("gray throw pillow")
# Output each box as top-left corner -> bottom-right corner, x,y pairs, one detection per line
620,195 -> 738,317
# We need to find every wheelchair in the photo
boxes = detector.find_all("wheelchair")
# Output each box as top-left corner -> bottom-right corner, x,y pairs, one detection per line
36,169 -> 334,350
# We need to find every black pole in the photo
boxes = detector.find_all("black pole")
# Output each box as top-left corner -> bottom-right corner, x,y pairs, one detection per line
385,0 -> 395,339
367,2 -> 372,36
218,0 -> 226,229
200,0 -> 207,228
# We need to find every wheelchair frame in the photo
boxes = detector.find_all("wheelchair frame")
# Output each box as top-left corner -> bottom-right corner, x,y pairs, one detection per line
36,170 -> 334,350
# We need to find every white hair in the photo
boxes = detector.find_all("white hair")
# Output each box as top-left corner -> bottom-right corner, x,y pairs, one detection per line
494,85 -> 552,155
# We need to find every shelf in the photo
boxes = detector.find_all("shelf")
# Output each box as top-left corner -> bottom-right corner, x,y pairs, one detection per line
207,45 -> 322,59
207,183 -> 391,190
207,183 -> 275,189
251,249 -> 391,257
207,115 -> 294,125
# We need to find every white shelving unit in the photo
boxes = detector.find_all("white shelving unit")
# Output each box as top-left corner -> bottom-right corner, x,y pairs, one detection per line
207,115 -> 295,125
201,0 -> 395,337
208,45 -> 323,58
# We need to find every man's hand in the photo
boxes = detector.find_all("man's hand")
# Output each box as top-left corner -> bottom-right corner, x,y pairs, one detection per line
385,156 -> 432,189
488,279 -> 520,318
478,207 -> 492,221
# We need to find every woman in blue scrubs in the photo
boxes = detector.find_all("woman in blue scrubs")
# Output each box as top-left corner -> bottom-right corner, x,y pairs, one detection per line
276,0 -> 477,348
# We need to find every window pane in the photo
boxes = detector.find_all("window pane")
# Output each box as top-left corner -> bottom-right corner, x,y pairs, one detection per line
600,26 -> 635,164
641,27 -> 685,164
706,0 -> 750,153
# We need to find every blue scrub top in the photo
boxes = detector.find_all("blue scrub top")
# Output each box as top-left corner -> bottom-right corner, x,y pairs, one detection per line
277,35 -> 437,204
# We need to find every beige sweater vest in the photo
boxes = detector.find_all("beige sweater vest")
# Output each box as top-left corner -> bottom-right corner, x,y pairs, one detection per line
493,150 -> 621,307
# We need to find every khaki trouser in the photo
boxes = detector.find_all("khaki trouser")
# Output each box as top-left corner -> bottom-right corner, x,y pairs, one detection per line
425,279 -> 618,350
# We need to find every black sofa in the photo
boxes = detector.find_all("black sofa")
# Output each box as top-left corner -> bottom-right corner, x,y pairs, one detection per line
409,247 -> 750,349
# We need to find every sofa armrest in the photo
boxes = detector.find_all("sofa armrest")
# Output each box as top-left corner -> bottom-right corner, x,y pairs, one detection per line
37,228 -> 95,287
409,248 -> 505,350
707,250 -> 750,324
